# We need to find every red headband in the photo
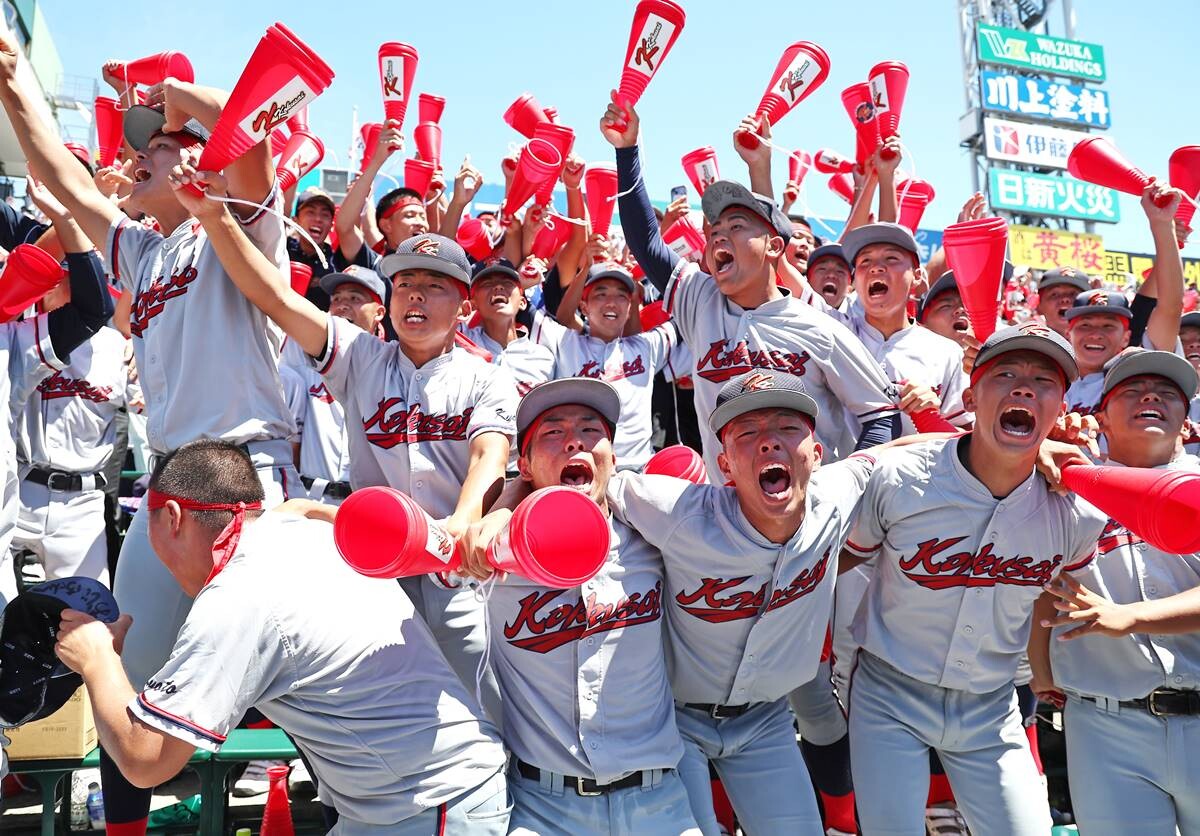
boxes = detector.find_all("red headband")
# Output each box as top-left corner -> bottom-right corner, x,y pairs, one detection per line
379,195 -> 424,221
518,409 -> 614,456
147,490 -> 262,585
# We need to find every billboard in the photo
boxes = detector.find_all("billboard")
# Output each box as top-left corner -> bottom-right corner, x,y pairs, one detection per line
983,116 -> 1089,169
980,70 -> 1111,129
977,24 -> 1106,81
989,169 -> 1120,223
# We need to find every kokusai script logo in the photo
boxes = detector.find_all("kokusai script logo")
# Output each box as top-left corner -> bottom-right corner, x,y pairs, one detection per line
382,57 -> 406,99
898,536 -> 1062,589
627,15 -> 677,75
1097,518 -> 1143,556
674,552 -> 831,623
239,76 -> 314,141
361,400 -> 473,448
778,57 -> 817,103
308,382 -> 335,404
37,372 -> 114,403
130,267 -> 198,337
695,340 -> 810,383
504,582 -> 663,653
577,354 -> 646,382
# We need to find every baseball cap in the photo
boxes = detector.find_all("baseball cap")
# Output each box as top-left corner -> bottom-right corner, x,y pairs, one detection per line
1181,311 -> 1200,330
516,378 -> 621,454
708,369 -> 820,437
701,180 -> 793,240
63,142 -> 93,172
1039,266 -> 1090,293
295,187 -> 336,215
470,256 -> 522,287
583,263 -> 637,295
840,222 -> 920,267
123,104 -> 210,151
1101,349 -> 1198,402
916,271 -> 960,323
808,243 -> 850,271
377,234 -> 471,286
1064,289 -> 1132,322
319,265 -> 387,304
971,322 -> 1079,384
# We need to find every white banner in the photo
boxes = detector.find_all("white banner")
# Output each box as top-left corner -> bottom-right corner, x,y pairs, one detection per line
983,116 -> 1090,170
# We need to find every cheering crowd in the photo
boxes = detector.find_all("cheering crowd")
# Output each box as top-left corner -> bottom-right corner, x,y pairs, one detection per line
2,16 -> 1200,836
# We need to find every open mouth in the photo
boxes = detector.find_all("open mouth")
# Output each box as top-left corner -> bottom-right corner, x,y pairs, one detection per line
1082,341 -> 1107,353
867,280 -> 889,299
952,316 -> 969,332
307,225 -> 324,237
133,166 -> 151,183
559,460 -> 595,491
998,406 -> 1036,438
1185,350 -> 1200,363
402,308 -> 427,325
1134,406 -> 1166,422
712,246 -> 735,276
1056,307 -> 1071,320
757,462 -> 792,500
821,281 -> 838,296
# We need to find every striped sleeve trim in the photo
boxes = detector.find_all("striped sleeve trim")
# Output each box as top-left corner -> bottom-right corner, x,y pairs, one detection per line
136,694 -> 226,746
844,538 -> 880,557
315,318 -> 339,375
1062,548 -> 1097,573
858,404 -> 901,418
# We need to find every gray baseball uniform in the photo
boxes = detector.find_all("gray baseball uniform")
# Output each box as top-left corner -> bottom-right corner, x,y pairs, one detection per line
279,362 -> 351,506
844,438 -> 1106,836
1051,454 -> 1200,835
130,513 -> 508,834
459,323 -> 556,397
607,457 -> 875,836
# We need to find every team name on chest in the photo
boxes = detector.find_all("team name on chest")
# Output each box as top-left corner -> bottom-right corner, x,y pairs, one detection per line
361,398 -> 473,448
37,371 -> 114,403
1097,518 -> 1143,556
898,536 -> 1062,589
695,339 -> 810,383
308,382 -> 335,404
674,552 -> 831,623
503,582 -> 663,654
577,354 -> 646,382
130,266 -> 198,337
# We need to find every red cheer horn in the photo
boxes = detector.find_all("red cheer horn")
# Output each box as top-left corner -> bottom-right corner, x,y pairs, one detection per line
868,61 -> 909,160
896,178 -> 935,233
640,298 -> 668,330
532,122 -> 576,205
738,41 -> 831,150
502,138 -> 563,220
1169,145 -> 1200,229
530,215 -> 574,262
193,23 -> 334,195
288,261 -> 312,296
942,217 -> 1008,342
503,92 -> 550,138
286,104 -> 309,133
1062,464 -> 1200,554
543,106 -> 559,123
268,126 -> 290,157
1,244 -> 65,322
585,164 -> 620,238
813,148 -> 855,175
333,486 -> 609,588
378,42 -> 418,130
359,122 -> 382,172
663,215 -> 705,260
612,0 -> 687,131
456,217 -> 497,261
1067,137 -> 1173,208
788,149 -> 812,187
274,129 -> 324,192
643,444 -> 708,484
840,82 -> 880,166
418,93 -> 446,125
413,122 -> 442,170
828,173 -> 855,205
94,96 -> 123,168
115,51 -> 194,86
681,146 -> 719,197
404,158 -> 436,200
909,408 -> 957,433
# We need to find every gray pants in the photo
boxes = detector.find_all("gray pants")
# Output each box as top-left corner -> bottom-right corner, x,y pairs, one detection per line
331,770 -> 510,835
848,650 -> 1048,836
1065,694 -> 1200,836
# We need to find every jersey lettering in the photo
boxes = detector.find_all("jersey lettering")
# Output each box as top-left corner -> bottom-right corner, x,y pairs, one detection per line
577,355 -> 646,382
898,536 -> 1062,589
361,400 -> 473,448
308,382 -> 335,404
694,339 -> 810,383
503,582 -> 663,654
130,266 -> 199,337
1097,518 -> 1143,555
674,553 -> 831,623
37,371 -> 114,403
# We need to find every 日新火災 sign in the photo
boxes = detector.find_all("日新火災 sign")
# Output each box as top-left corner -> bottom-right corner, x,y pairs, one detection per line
989,169 -> 1120,223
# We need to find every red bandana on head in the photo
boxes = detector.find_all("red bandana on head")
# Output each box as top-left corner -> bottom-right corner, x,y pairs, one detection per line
146,490 -> 262,584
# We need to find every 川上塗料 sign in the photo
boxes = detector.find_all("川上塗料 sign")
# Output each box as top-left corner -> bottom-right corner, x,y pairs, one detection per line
977,24 -> 1106,82
980,71 -> 1111,129
988,169 -> 1120,223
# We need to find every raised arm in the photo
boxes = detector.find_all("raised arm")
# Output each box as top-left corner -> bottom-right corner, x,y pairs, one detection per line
874,137 -> 901,224
1142,182 -> 1185,351
733,114 -> 774,198
439,157 -> 483,237
336,120 -> 402,263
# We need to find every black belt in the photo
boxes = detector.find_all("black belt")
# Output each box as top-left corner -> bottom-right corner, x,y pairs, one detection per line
300,476 -> 353,499
1087,688 -> 1200,717
515,759 -> 667,797
25,467 -> 107,492
681,702 -> 753,719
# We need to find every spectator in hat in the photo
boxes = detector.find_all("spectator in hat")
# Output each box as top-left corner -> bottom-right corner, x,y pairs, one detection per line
288,188 -> 336,307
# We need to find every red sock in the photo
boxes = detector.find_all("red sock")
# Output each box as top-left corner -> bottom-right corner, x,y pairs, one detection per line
106,818 -> 148,836
1025,723 -> 1044,774
926,773 -> 954,806
820,790 -> 857,833
710,778 -> 736,834
245,717 -> 275,729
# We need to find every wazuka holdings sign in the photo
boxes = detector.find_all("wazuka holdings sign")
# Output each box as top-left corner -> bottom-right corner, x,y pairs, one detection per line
977,24 -> 1106,82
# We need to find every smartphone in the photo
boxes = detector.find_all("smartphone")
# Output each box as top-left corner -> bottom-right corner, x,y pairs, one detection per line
670,185 -> 688,203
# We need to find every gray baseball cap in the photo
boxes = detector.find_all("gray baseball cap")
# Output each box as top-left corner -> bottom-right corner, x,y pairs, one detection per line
583,263 -> 637,295
700,180 -> 793,240
377,233 -> 471,286
916,271 -> 960,323
1102,349 -> 1198,402
972,322 -> 1079,383
516,378 -> 621,453
808,243 -> 850,271
1064,290 -> 1132,322
319,265 -> 387,303
840,222 -> 921,267
123,104 -> 210,151
470,257 -> 522,287
1038,266 -> 1090,293
708,369 -> 820,437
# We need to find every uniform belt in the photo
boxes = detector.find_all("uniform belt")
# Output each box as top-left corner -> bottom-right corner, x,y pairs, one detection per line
300,476 -> 353,499
514,759 -> 667,797
25,467 -> 107,492
1087,688 -> 1200,717
681,702 -> 753,719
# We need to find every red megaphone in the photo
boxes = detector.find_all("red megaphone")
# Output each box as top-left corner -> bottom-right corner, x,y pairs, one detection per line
502,138 -> 562,221
643,445 -> 708,483
286,104 -> 309,133
813,148 -> 855,175
529,215 -> 574,262
681,146 -> 719,197
738,41 -> 831,149
1063,463 -> 1200,554
897,178 -> 936,233
274,129 -> 324,192
378,42 -> 418,130
359,122 -> 382,172
0,244 -> 65,322
413,122 -> 442,171
788,149 -> 812,187
663,216 -> 705,259
611,0 -> 687,131
585,164 -> 620,238
418,93 -> 446,125
1068,137 -> 1173,207
94,96 -> 123,168
503,92 -> 550,138
841,82 -> 880,166
532,122 -> 576,205
942,217 -> 1009,341
114,51 -> 194,86
828,173 -> 855,205
456,217 -> 497,261
868,61 -> 909,160
404,158 -> 436,200
288,261 -> 313,296
1169,145 -> 1200,229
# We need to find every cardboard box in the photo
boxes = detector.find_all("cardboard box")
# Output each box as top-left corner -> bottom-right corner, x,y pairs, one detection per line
4,686 -> 97,761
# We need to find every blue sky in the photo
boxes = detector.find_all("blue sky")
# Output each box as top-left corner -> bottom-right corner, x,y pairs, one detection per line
39,0 -> 1200,254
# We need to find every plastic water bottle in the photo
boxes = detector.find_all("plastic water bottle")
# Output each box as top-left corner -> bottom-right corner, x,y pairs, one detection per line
86,782 -> 105,829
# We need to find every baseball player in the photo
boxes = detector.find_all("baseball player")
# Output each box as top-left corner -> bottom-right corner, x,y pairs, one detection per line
805,243 -> 853,314
602,97 -> 901,475
53,440 -> 510,834
841,323 -> 1108,836
288,187 -> 336,305
170,164 -> 516,726
1034,267 -> 1090,337
915,270 -> 972,349
456,378 -> 700,835
532,262 -> 675,470
1182,312 -> 1200,454
1028,350 -> 1200,836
